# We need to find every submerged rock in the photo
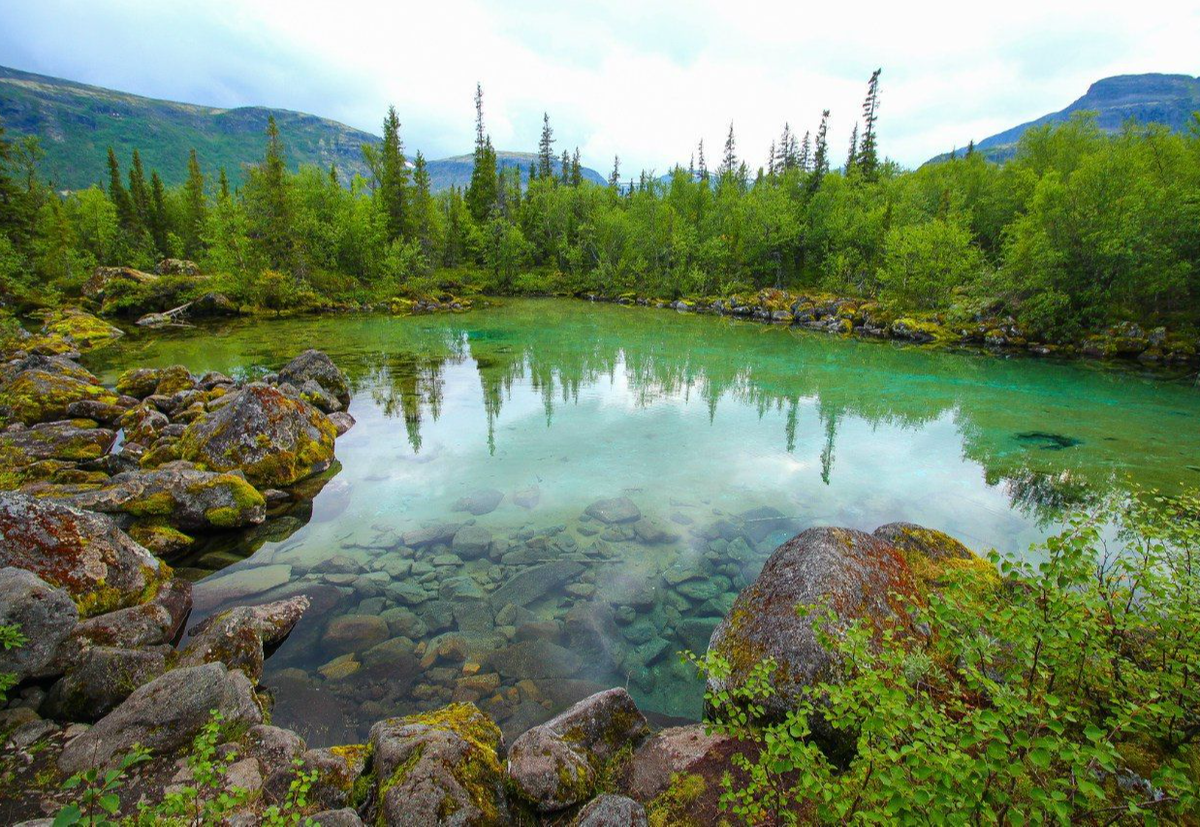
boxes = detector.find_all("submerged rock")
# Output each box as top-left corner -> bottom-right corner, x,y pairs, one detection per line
489,561 -> 584,609
0,493 -> 170,618
453,488 -> 504,516
706,526 -> 922,753
57,662 -> 262,773
508,688 -> 649,812
585,497 -> 642,524
180,383 -> 337,487
367,703 -> 508,826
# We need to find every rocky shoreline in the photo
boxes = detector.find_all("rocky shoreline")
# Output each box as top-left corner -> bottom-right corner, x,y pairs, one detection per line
584,288 -> 1200,366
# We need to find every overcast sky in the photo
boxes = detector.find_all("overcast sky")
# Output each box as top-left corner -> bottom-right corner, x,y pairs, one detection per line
2,0 -> 1197,174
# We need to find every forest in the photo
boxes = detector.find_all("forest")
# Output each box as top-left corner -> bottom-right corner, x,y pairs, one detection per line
1,73 -> 1199,343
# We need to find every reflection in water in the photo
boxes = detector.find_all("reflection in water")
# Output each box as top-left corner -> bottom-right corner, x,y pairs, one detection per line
88,300 -> 1200,745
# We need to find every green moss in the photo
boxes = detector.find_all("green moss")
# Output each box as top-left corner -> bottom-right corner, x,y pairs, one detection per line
40,310 -> 125,353
646,772 -> 707,827
123,489 -> 176,517
128,520 -> 194,555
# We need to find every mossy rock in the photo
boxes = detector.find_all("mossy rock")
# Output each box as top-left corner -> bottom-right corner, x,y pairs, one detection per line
0,369 -> 121,425
39,309 -> 124,353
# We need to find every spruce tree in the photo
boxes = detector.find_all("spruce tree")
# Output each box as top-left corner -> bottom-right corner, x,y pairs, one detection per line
858,68 -> 882,179
128,149 -> 150,232
966,139 -> 976,158
560,149 -> 571,185
846,123 -> 859,174
0,124 -> 28,245
767,141 -> 777,177
528,161 -> 537,185
329,163 -> 339,186
719,122 -> 737,178
466,84 -> 498,223
246,114 -> 293,271
697,139 -> 708,182
538,113 -> 555,180
570,148 -> 582,187
218,167 -> 230,200
608,155 -> 620,189
148,170 -> 169,256
808,110 -> 830,192
412,151 -> 435,256
182,149 -> 206,258
799,131 -> 812,173
379,105 -> 411,242
106,147 -> 134,231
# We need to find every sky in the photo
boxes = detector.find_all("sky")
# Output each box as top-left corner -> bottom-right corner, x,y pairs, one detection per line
1,0 -> 1198,174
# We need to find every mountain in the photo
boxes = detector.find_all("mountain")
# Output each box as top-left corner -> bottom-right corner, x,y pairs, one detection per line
427,151 -> 607,189
0,65 -> 607,192
928,73 -> 1200,165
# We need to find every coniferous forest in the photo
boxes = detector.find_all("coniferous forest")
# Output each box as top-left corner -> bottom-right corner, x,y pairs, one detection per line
2,73 -> 1199,346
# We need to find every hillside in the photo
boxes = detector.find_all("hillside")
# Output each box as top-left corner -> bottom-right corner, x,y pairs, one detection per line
928,73 -> 1200,164
428,151 -> 607,189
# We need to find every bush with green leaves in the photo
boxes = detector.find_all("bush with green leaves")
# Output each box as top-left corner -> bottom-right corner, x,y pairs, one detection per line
686,489 -> 1200,824
0,623 -> 26,704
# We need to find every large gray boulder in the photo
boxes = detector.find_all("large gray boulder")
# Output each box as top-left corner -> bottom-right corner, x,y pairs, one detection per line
57,662 -> 262,773
574,795 -> 648,827
66,578 -> 192,655
0,368 -> 120,425
706,527 -> 922,752
508,688 -> 649,812
0,567 -> 79,682
0,493 -> 170,618
36,466 -> 266,532
180,383 -> 337,488
367,702 -> 508,826
177,596 -> 310,681
276,350 -> 351,406
0,420 -> 116,466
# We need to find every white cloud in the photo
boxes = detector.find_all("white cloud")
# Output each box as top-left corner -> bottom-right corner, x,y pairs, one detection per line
1,0 -> 1197,172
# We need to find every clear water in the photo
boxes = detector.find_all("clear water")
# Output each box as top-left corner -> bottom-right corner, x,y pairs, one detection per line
87,299 -> 1200,745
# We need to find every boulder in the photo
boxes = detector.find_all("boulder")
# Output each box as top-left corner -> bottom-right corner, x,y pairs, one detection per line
41,644 -> 172,721
241,724 -> 307,769
0,493 -> 170,618
367,703 -> 508,826
264,746 -> 368,810
508,688 -> 649,812
0,421 -> 116,471
706,527 -> 922,752
115,368 -> 163,399
311,809 -> 364,827
0,354 -> 96,386
82,266 -> 157,298
328,411 -> 355,436
154,258 -> 200,276
179,383 -> 337,487
39,310 -> 124,353
297,379 -> 342,414
322,614 -> 389,651
574,795 -> 648,827
41,467 -> 266,532
0,368 -> 121,425
178,596 -> 310,681
189,291 -> 238,317
0,567 -> 78,682
57,662 -> 262,773
585,497 -> 641,524
452,525 -> 493,559
195,564 -> 293,607
276,350 -> 351,405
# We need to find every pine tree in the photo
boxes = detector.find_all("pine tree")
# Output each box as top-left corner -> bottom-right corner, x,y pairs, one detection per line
767,141 -> 777,177
218,167 -> 230,200
776,123 -> 796,171
858,68 -> 882,179
412,151 -> 435,257
808,110 -> 830,192
148,170 -> 169,256
719,122 -> 737,178
846,123 -> 859,174
965,139 -> 976,158
799,131 -> 812,173
559,149 -> 571,185
246,114 -> 293,271
379,105 -> 410,242
570,148 -> 582,187
466,84 -> 498,223
182,149 -> 206,258
608,155 -> 620,189
697,139 -> 708,182
527,161 -> 537,186
538,113 -> 555,180
329,163 -> 339,186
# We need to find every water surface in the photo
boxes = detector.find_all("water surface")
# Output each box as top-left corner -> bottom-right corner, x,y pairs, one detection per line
88,299 -> 1200,744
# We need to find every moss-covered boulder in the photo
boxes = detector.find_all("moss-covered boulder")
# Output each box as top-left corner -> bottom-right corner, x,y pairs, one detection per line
0,567 -> 79,683
36,466 -> 266,532
508,688 -> 649,812
0,420 -> 116,489
82,266 -> 158,299
276,349 -> 351,406
0,354 -> 95,386
179,383 -> 337,487
873,521 -> 996,588
367,702 -> 508,826
115,368 -> 164,399
0,368 -> 121,424
39,309 -> 125,352
41,644 -> 172,722
706,527 -> 922,754
0,492 -> 170,618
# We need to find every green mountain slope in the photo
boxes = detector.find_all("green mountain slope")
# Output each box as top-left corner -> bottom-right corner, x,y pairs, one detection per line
928,73 -> 1200,164
0,64 -> 608,192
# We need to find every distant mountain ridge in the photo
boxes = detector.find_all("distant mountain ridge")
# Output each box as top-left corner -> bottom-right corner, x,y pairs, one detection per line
0,65 -> 605,191
929,73 -> 1200,164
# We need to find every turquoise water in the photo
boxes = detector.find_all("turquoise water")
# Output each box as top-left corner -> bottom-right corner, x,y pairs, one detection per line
88,299 -> 1200,744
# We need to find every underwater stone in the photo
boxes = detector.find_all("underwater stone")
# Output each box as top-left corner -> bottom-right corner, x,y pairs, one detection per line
451,524 -> 493,559
453,487 -> 504,516
585,497 -> 642,524
489,561 -> 584,608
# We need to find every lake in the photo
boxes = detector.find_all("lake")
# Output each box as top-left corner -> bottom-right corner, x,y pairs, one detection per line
86,298 -> 1200,745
